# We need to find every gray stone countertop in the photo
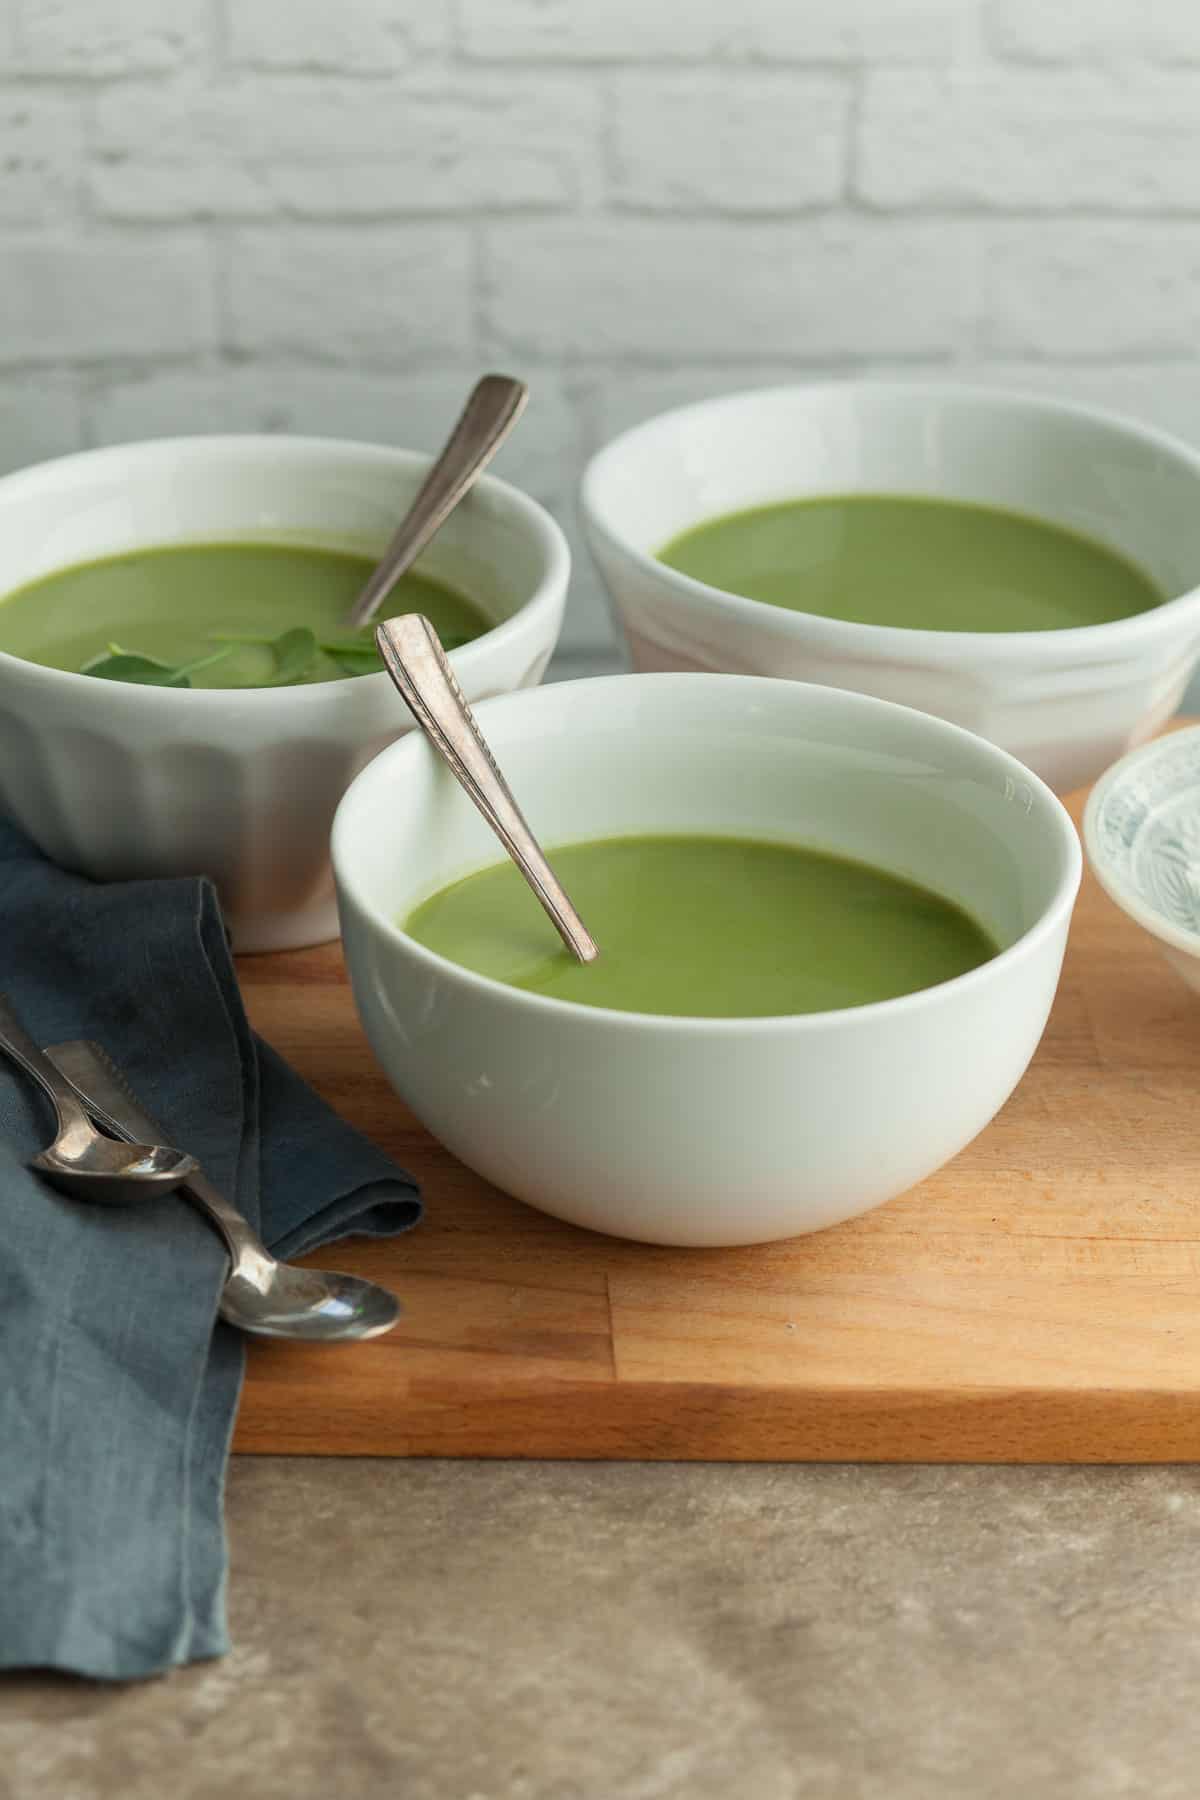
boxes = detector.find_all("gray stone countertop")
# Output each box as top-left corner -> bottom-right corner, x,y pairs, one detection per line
3,1459 -> 1199,1800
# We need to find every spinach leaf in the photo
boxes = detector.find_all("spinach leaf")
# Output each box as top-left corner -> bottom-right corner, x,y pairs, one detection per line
262,627 -> 320,686
327,648 -> 385,678
320,629 -> 469,679
317,636 -> 376,655
80,648 -> 190,686
79,643 -> 235,687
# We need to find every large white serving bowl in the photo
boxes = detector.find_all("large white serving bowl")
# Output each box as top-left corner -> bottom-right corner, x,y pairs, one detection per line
332,673 -> 1081,1247
581,382 -> 1200,795
0,436 -> 568,951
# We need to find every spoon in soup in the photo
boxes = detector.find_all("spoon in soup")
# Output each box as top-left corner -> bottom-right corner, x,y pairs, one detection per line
375,614 -> 599,964
345,373 -> 528,632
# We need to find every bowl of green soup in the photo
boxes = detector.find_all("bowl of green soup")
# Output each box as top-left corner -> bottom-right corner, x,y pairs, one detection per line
581,382 -> 1200,793
0,435 -> 568,949
331,673 -> 1081,1246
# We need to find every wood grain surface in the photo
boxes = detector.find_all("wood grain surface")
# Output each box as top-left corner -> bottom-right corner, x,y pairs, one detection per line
234,773 -> 1200,1463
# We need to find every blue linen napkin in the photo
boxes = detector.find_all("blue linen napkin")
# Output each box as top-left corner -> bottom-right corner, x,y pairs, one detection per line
0,818 -> 421,1680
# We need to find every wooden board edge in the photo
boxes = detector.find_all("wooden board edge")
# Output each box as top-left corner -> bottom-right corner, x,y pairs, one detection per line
233,1379 -> 1200,1463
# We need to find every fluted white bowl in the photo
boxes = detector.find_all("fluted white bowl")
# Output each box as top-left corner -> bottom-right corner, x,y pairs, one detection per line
582,382 -> 1200,793
333,673 -> 1081,1247
0,436 -> 568,950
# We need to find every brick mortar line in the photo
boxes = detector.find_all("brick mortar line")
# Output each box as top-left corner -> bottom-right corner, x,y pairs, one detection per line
1,57 -> 1017,84
15,350 -> 1200,377
467,224 -> 487,363
17,360 -> 826,390
20,212 -> 1200,232
209,0 -> 232,70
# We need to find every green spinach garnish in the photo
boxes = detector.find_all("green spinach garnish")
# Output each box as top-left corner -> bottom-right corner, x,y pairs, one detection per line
78,624 -> 474,688
80,643 -> 235,688
263,627 -> 320,686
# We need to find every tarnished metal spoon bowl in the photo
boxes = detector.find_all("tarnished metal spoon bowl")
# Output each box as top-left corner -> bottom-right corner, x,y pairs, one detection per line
220,1259 -> 401,1343
0,992 -> 197,1205
48,1040 -> 403,1345
31,1135 -> 197,1205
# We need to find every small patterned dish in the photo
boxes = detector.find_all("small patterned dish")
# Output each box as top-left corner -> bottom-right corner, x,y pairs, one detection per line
1084,725 -> 1200,993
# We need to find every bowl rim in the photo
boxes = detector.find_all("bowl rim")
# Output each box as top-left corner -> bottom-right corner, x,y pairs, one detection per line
332,670 -> 1084,1034
579,378 -> 1200,660
1083,723 -> 1200,959
0,433 -> 570,709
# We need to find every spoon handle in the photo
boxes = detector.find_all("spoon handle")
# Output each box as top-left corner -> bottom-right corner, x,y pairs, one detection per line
346,373 -> 527,631
376,614 -> 599,965
0,991 -> 97,1152
45,1040 -> 261,1274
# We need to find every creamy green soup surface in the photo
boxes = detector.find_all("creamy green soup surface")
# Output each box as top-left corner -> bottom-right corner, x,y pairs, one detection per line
657,494 -> 1162,633
403,834 -> 999,1018
0,541 -> 490,686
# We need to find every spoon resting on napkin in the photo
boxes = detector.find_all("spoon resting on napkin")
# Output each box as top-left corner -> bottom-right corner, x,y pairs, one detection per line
0,817 -> 421,1680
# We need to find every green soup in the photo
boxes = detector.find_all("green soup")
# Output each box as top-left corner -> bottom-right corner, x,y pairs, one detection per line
403,834 -> 999,1018
657,494 -> 1162,633
0,541 -> 490,687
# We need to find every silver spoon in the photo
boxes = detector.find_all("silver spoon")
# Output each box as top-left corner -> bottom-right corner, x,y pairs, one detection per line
47,1041 -> 403,1344
0,993 -> 197,1203
376,613 -> 599,964
345,372 -> 528,632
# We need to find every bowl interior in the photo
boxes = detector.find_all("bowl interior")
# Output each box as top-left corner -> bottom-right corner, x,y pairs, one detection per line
335,675 -> 1079,977
0,437 -> 553,633
584,384 -> 1200,605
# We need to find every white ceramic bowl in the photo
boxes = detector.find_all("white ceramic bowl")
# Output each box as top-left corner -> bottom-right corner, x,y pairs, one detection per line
581,382 -> 1200,794
1084,726 -> 1200,993
332,673 -> 1082,1247
0,436 -> 568,951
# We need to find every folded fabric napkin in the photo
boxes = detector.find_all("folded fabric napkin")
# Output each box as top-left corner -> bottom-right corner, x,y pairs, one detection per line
0,818 -> 421,1681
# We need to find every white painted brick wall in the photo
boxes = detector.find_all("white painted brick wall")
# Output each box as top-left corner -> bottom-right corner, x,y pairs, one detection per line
484,220 -> 974,358
20,0 -> 208,75
0,236 -> 216,363
611,75 -> 852,211
457,0 -> 966,65
983,0 -> 1200,65
2,0 -> 1200,666
858,72 -> 1200,210
225,227 -> 474,360
0,93 -> 84,223
978,224 -> 1200,357
227,0 -> 446,72
90,76 -> 601,219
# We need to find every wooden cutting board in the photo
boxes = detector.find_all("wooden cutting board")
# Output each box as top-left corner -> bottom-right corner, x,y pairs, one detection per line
234,775 -> 1200,1464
